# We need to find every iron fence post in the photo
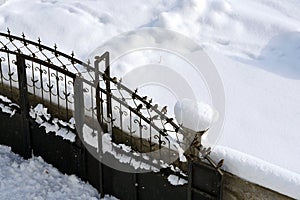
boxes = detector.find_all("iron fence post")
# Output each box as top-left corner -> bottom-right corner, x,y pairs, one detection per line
102,52 -> 112,134
187,160 -> 192,200
74,77 -> 87,179
94,54 -> 108,198
104,52 -> 111,120
16,55 -> 32,159
133,173 -> 139,200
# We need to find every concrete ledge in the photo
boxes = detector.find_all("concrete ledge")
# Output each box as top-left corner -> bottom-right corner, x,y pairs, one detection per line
223,172 -> 293,200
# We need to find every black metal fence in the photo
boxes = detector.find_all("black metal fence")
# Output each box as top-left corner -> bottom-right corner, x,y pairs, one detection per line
0,30 -> 223,199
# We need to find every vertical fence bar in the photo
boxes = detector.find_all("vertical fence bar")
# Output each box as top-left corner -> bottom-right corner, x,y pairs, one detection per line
95,56 -> 105,198
16,55 -> 32,159
74,77 -> 86,179
187,160 -> 192,200
0,57 -> 3,89
133,173 -> 139,200
96,84 -> 105,198
104,52 -> 112,134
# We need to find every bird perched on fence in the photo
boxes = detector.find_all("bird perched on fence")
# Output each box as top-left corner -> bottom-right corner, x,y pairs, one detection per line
112,77 -> 118,83
161,106 -> 167,114
151,104 -> 158,111
216,159 -> 224,169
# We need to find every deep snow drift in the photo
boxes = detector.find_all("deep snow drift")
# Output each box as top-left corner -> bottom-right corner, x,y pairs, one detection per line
0,0 -> 300,198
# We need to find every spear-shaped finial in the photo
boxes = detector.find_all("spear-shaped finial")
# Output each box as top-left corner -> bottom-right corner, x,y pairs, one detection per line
21,32 -> 27,46
37,37 -> 42,51
53,43 -> 58,57
71,51 -> 75,64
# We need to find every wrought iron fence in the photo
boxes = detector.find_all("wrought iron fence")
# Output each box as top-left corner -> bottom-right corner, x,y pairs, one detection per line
0,29 -> 223,179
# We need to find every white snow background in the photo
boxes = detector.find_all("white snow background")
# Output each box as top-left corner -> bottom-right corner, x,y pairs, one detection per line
0,0 -> 300,198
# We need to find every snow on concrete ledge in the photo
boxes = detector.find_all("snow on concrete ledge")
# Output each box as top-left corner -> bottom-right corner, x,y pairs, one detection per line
211,146 -> 300,199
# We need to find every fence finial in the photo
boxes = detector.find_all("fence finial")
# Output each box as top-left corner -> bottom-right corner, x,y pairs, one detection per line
21,32 -> 27,46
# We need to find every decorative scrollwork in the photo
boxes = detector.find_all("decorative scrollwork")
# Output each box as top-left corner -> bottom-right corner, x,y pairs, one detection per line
51,72 -> 63,81
34,66 -> 47,74
134,118 -> 148,131
153,135 -> 166,146
46,83 -> 54,91
128,126 -> 137,134
67,80 -> 74,86
114,105 -> 128,117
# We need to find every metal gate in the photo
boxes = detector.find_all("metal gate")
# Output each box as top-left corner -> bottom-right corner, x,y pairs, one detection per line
188,161 -> 223,200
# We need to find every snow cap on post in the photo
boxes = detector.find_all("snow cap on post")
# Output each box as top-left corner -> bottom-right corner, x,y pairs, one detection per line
174,98 -> 219,133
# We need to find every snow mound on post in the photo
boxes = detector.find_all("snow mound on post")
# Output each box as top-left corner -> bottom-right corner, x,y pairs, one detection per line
174,99 -> 218,132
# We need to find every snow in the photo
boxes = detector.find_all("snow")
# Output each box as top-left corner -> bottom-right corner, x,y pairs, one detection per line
167,174 -> 188,186
0,102 -> 15,117
82,125 -> 188,175
0,0 -> 300,198
0,145 -> 118,200
102,132 -> 157,172
83,124 -> 99,149
174,98 -> 218,132
0,95 -> 17,117
211,146 -> 300,199
30,104 -> 76,142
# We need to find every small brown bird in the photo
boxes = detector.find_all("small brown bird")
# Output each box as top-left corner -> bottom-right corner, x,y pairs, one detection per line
216,159 -> 224,169
166,118 -> 173,124
112,77 -> 118,83
152,104 -> 158,111
142,96 -> 147,101
161,106 -> 167,114
136,104 -> 143,112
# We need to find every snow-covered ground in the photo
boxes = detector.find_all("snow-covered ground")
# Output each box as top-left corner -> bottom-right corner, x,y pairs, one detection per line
0,145 -> 117,200
0,0 -> 300,198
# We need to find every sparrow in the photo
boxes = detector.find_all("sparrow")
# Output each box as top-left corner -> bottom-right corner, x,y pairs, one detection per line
216,159 -> 224,169
161,106 -> 167,114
